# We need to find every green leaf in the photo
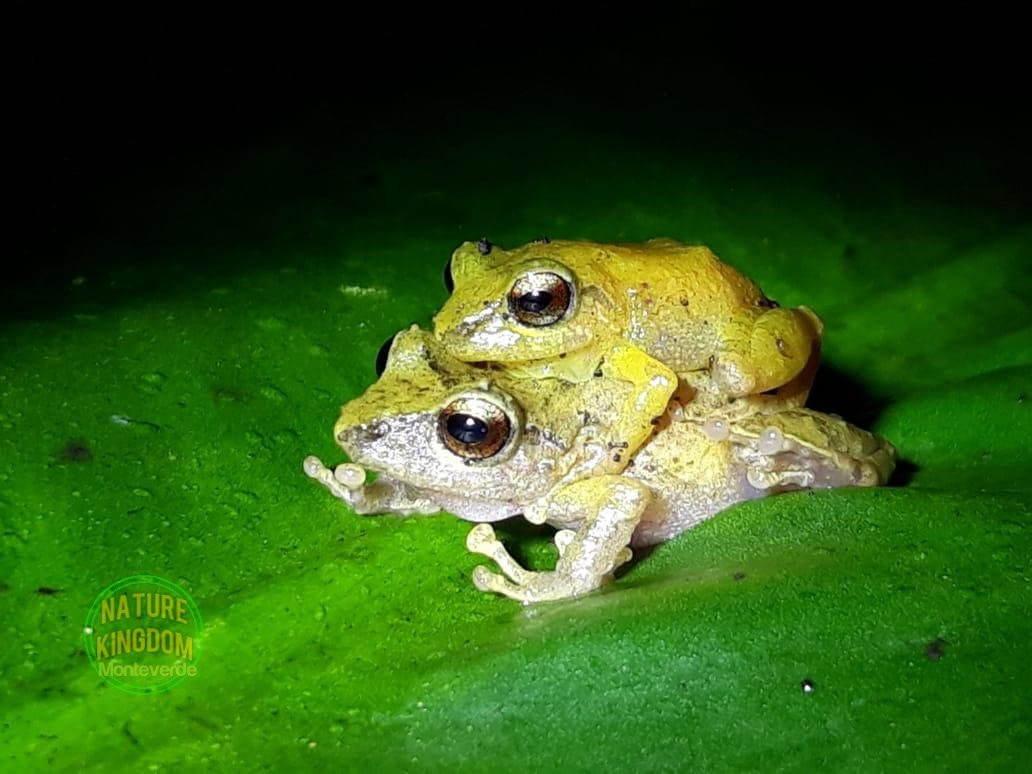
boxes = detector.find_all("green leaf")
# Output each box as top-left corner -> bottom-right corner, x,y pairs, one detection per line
1,107 -> 1029,772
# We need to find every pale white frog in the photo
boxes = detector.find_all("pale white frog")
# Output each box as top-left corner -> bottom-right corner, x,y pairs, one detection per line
305,327 -> 894,603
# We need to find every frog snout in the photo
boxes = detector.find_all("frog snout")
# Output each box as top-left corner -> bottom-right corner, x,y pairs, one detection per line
335,422 -> 391,459
338,422 -> 389,444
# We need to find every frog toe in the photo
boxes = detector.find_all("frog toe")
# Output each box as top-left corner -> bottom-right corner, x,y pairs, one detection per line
554,529 -> 576,556
471,567 -> 590,604
303,455 -> 358,502
466,524 -> 534,584
471,566 -> 551,604
465,523 -> 497,552
471,565 -> 510,594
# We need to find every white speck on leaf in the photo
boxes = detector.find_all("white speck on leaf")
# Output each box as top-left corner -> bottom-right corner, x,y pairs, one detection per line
339,285 -> 388,298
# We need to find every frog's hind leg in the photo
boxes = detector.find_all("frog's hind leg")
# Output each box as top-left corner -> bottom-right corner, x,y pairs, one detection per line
713,306 -> 823,397
552,528 -> 635,567
732,410 -> 897,493
553,528 -> 633,568
553,529 -> 576,556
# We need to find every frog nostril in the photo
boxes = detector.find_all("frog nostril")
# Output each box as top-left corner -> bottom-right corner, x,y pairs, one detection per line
361,422 -> 389,442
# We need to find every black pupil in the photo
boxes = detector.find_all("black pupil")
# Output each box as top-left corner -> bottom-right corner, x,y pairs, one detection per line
446,413 -> 489,445
375,333 -> 396,377
518,290 -> 553,314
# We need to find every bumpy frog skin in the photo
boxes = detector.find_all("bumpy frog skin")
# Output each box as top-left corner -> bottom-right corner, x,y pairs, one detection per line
304,327 -> 895,603
434,238 -> 824,410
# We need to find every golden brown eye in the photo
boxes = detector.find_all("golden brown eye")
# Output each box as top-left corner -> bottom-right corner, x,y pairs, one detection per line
508,271 -> 572,326
438,396 -> 513,460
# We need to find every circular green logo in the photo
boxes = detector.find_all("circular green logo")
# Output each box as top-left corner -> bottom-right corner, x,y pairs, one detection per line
83,575 -> 203,695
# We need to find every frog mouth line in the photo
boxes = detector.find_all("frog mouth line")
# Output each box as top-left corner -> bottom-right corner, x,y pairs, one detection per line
331,456 -> 515,521
373,469 -> 523,523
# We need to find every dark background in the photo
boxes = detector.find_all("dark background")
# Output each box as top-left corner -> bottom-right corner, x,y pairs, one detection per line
8,25 -> 1030,305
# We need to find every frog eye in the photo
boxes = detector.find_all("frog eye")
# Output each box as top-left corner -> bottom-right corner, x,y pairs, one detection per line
438,396 -> 514,460
375,333 -> 397,377
508,271 -> 573,327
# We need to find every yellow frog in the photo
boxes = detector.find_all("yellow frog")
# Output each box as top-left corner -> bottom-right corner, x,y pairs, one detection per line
304,327 -> 894,603
434,238 -> 824,410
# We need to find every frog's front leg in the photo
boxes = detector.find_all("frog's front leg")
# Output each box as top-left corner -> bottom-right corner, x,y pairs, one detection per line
712,306 -> 823,397
593,344 -> 677,473
466,477 -> 649,603
302,455 -> 441,515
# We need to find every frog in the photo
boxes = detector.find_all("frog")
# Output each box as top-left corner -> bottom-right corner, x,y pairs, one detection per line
434,238 -> 824,416
304,326 -> 895,603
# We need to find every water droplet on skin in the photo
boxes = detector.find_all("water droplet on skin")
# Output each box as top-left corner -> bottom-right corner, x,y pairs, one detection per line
758,426 -> 785,455
702,418 -> 730,441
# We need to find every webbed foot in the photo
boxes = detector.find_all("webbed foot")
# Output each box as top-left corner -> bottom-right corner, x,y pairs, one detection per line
466,524 -> 604,603
464,479 -> 646,604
